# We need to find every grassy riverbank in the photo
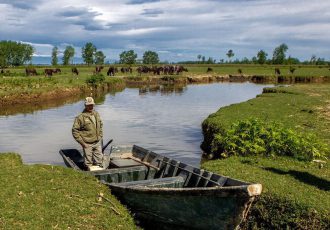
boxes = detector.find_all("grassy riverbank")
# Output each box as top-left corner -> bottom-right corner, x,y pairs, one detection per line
0,153 -> 137,229
201,84 -> 330,229
1,64 -> 330,107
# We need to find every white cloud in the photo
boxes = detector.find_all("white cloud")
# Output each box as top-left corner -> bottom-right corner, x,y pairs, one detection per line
0,0 -> 329,61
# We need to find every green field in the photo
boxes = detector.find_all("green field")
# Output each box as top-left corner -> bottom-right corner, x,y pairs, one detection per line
0,153 -> 138,229
1,64 -> 329,103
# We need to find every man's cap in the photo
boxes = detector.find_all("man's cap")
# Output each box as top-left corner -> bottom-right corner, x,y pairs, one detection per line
85,97 -> 95,105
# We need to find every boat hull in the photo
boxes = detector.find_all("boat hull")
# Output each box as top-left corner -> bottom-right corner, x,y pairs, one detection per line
110,185 -> 253,230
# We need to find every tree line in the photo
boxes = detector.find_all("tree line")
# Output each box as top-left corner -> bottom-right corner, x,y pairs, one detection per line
0,40 -> 328,68
192,43 -> 328,65
51,43 -> 160,66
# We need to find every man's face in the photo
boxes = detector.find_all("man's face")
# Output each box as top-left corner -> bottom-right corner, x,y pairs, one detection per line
85,104 -> 94,112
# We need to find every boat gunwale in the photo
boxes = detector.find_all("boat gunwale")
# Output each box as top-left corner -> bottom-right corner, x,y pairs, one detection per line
59,147 -> 262,197
106,182 -> 262,197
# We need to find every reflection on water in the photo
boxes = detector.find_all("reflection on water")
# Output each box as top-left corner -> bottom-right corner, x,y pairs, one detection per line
138,84 -> 187,96
0,87 -> 124,116
0,82 -> 272,166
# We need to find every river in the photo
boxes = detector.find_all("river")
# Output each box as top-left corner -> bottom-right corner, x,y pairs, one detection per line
0,82 -> 272,166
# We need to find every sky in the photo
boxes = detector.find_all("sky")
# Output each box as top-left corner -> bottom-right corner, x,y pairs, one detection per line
0,0 -> 329,63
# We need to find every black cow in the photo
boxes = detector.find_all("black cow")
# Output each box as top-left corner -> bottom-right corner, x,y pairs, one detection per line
107,66 -> 118,76
275,68 -> 281,75
72,67 -> 79,75
136,66 -> 150,74
289,67 -> 295,74
206,67 -> 213,73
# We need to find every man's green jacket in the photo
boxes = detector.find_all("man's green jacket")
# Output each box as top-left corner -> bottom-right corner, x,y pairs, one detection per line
72,110 -> 103,145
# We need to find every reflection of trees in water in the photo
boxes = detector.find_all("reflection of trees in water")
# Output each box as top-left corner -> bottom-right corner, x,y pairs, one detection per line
1,87 -> 125,116
138,84 -> 187,96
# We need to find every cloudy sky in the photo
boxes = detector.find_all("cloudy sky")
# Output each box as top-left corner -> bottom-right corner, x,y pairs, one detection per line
0,0 -> 329,62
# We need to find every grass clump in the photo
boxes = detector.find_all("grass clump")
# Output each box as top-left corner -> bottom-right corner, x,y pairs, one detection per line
211,118 -> 329,161
0,153 -> 137,230
86,74 -> 105,85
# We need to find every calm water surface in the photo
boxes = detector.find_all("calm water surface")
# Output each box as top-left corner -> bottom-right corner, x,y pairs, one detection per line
0,82 -> 271,166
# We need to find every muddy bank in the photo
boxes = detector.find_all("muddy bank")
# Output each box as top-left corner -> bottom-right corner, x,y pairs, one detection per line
0,82 -> 125,115
2,74 -> 329,109
124,74 -> 330,86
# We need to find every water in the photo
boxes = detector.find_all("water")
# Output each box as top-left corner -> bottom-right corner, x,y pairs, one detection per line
0,82 -> 271,166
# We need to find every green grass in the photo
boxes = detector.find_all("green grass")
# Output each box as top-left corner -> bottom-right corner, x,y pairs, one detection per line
0,153 -> 137,230
202,84 -> 330,151
0,66 -> 125,98
201,83 -> 330,229
202,156 -> 330,229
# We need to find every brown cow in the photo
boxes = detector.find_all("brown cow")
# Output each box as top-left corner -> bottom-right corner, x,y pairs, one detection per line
44,68 -> 54,77
175,65 -> 188,74
25,68 -> 37,76
95,66 -> 104,74
54,68 -> 61,73
72,67 -> 79,75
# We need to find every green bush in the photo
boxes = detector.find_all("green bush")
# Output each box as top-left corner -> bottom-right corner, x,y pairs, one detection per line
85,74 -> 105,85
211,118 -> 328,161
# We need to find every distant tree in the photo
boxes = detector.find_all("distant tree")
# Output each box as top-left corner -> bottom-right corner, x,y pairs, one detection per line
316,57 -> 326,65
62,46 -> 75,65
286,56 -> 300,65
0,47 -> 7,68
95,50 -> 106,65
310,55 -> 317,65
82,42 -> 96,66
251,56 -> 258,64
0,40 -> 34,67
241,57 -> 250,64
219,59 -> 224,64
226,49 -> 234,62
197,54 -> 202,63
206,57 -> 214,64
257,50 -> 268,64
201,56 -> 205,63
51,46 -> 58,66
272,43 -> 288,64
119,50 -> 137,65
142,50 -> 159,64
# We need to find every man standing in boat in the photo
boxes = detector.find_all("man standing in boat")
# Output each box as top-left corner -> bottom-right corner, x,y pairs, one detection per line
72,97 -> 104,170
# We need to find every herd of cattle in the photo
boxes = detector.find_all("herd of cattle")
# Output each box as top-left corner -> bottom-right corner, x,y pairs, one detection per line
10,66 -> 298,77
23,65 -> 189,77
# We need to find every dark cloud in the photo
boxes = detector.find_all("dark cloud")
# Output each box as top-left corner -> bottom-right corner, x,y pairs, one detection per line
141,8 -> 164,17
0,0 -> 42,9
57,7 -> 101,18
57,7 -> 107,31
127,0 -> 161,4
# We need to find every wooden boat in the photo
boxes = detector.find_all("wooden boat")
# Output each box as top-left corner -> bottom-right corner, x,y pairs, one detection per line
59,145 -> 262,230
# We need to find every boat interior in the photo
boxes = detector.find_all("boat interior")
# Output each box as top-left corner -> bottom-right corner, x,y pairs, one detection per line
60,145 -> 249,189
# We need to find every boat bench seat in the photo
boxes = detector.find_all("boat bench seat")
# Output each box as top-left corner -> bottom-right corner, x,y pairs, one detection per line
110,158 -> 144,168
92,165 -> 152,183
113,176 -> 185,189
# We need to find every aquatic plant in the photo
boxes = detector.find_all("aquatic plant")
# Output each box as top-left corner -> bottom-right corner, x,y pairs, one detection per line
211,118 -> 328,161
